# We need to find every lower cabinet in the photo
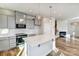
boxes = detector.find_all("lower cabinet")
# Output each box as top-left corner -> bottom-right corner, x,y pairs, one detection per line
9,37 -> 16,49
27,40 -> 53,56
0,37 -> 16,51
0,39 -> 9,51
10,43 -> 16,48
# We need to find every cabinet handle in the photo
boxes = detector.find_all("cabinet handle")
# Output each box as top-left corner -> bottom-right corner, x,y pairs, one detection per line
52,39 -> 53,41
38,44 -> 40,47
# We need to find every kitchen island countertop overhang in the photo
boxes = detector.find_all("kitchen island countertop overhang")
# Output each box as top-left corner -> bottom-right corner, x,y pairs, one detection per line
23,33 -> 54,47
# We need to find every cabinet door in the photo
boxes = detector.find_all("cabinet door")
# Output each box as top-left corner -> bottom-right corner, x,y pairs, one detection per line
27,40 -> 53,56
26,19 -> 34,29
0,15 -> 7,28
9,36 -> 16,44
0,39 -> 9,51
16,12 -> 26,24
8,16 -> 15,29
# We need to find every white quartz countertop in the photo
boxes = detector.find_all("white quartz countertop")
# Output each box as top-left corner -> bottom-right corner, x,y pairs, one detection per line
0,34 -> 16,37
24,34 -> 53,47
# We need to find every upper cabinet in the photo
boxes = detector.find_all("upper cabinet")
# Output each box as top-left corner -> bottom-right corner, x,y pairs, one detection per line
0,8 -> 15,29
0,8 -> 37,29
16,12 -> 26,24
0,15 -> 8,28
8,16 -> 15,29
0,15 -> 15,29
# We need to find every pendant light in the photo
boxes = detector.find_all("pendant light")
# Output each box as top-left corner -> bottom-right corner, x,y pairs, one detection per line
37,3 -> 41,20
49,6 -> 52,20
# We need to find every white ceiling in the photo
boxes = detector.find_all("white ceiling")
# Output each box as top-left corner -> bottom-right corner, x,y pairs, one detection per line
0,3 -> 79,20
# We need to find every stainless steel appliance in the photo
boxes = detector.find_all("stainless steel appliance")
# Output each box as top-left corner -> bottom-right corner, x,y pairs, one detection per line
16,24 -> 26,28
16,33 -> 27,45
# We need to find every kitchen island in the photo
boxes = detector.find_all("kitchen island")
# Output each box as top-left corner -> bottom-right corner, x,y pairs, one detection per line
24,34 -> 53,56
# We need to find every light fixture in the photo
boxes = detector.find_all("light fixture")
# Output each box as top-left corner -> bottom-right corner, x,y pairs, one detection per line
26,8 -> 32,12
37,3 -> 41,20
71,22 -> 77,25
49,6 -> 52,19
20,18 -> 24,22
73,22 -> 78,25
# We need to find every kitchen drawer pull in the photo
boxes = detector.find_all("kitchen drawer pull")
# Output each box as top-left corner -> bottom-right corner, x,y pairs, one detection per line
38,44 -> 40,47
52,39 -> 53,41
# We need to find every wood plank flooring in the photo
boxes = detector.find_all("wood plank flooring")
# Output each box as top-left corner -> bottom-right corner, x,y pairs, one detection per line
0,47 -> 20,56
56,37 -> 79,56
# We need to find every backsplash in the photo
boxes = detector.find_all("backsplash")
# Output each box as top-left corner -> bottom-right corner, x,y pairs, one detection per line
0,28 -> 40,35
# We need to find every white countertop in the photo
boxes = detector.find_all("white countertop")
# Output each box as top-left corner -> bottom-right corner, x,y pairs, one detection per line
0,28 -> 39,38
0,34 -> 16,37
24,33 -> 53,47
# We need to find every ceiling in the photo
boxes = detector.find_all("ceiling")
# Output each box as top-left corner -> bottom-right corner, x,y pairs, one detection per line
0,3 -> 79,20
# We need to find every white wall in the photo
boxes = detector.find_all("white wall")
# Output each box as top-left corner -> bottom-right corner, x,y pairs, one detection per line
57,18 -> 79,37
57,19 -> 69,35
42,18 -> 52,34
68,18 -> 79,37
41,17 -> 55,50
57,19 -> 68,32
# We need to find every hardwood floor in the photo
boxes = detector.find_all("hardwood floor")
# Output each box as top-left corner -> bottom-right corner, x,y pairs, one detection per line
0,47 -> 20,56
56,37 -> 79,56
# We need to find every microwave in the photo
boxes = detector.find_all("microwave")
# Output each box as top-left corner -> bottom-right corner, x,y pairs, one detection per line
16,24 -> 26,28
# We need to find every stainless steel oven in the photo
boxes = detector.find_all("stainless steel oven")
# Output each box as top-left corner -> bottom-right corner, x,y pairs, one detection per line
16,33 -> 27,45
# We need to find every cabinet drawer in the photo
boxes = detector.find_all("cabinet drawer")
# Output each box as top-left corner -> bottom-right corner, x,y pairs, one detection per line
10,43 -> 16,48
9,36 -> 16,39
10,39 -> 16,43
0,37 -> 8,40
9,37 -> 16,43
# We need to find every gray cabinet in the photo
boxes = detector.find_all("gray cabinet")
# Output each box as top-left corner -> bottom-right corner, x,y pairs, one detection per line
27,40 -> 53,56
0,15 -> 15,29
26,19 -> 34,29
8,16 -> 15,29
0,15 -> 7,28
16,12 -> 26,24
0,38 -> 9,51
9,36 -> 16,48
0,36 -> 16,51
